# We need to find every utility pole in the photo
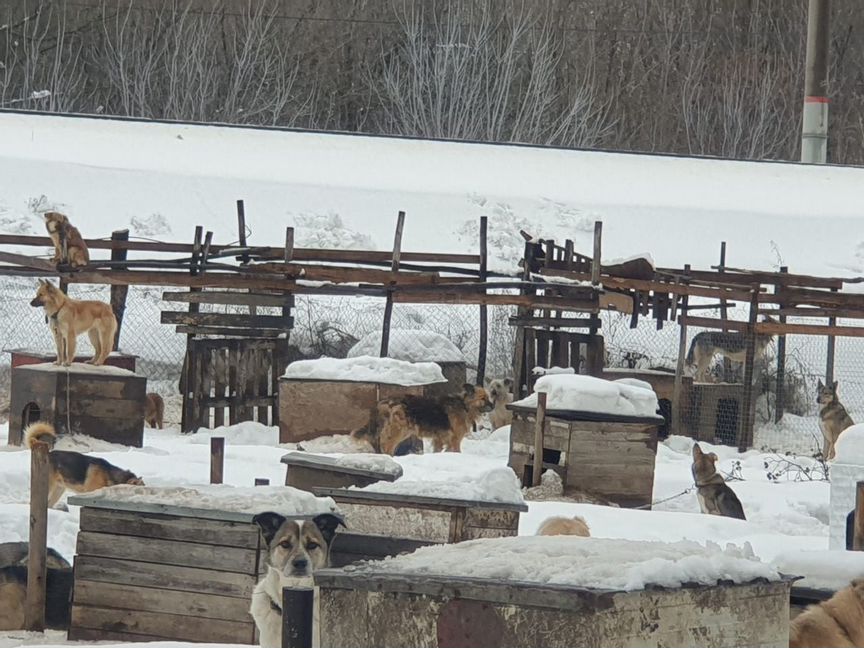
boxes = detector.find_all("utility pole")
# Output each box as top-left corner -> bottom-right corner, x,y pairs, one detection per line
801,0 -> 830,164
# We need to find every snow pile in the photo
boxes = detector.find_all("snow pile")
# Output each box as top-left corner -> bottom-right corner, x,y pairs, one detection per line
356,466 -> 524,505
833,424 -> 864,464
512,374 -> 659,418
346,536 -> 779,591
348,330 -> 465,363
26,362 -> 134,376
614,377 -> 655,393
78,484 -> 337,516
604,253 -> 656,268
532,366 -> 575,376
291,211 -> 374,250
187,421 -> 279,446
771,549 -> 864,591
334,453 -> 403,477
298,433 -> 372,454
283,355 -> 446,386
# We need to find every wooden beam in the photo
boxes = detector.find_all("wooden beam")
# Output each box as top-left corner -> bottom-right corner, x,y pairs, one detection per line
477,216 -> 488,385
768,286 -> 864,308
756,320 -> 864,338
0,250 -> 57,272
284,227 -> 294,264
25,440 -> 49,631
174,325 -> 287,338
162,311 -> 292,329
393,291 -> 599,310
163,291 -> 290,307
249,263 -> 439,285
854,482 -> 864,551
775,267 -> 788,424
210,437 -> 224,485
508,316 -> 601,328
65,270 -> 298,290
380,211 -> 405,358
532,392 -> 547,487
703,265 -> 845,289
738,288 -> 760,452
108,229 -> 130,350
236,200 -> 249,265
282,587 -> 314,648
759,307 -> 864,319
672,266 -> 690,438
678,315 -> 749,332
591,221 -> 602,286
826,287 -> 838,383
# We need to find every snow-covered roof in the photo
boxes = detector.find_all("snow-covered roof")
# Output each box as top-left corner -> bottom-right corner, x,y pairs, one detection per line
512,374 -> 659,418
282,355 -> 446,386
348,330 -> 466,363
833,424 -> 864,465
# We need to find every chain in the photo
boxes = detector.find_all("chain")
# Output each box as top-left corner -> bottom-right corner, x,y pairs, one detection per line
633,485 -> 696,510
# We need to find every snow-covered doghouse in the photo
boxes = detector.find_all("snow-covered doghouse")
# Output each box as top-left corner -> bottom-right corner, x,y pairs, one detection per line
348,329 -> 467,397
508,374 -> 664,508
316,536 -> 794,648
829,425 -> 864,549
67,485 -> 338,643
278,356 -> 447,443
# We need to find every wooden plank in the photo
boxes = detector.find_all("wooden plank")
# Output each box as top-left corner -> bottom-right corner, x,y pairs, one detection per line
380,211 -> 405,357
109,229 -> 130,350
213,348 -> 226,427
392,290 -> 599,310
532,392 -> 548,488
78,508 -> 258,548
463,509 -> 519,530
678,315 -> 749,332
0,249 -> 57,271
175,325 -> 286,338
163,291 -> 290,307
756,320 -> 864,338
760,306 -> 864,319
769,286 -> 864,308
738,288 -> 760,451
312,488 -> 527,512
75,531 -> 259,572
854,481 -> 864,551
508,316 -> 600,328
70,605 -> 254,644
591,221 -> 602,285
68,626 -> 177,643
162,311 -> 290,329
25,439 -> 50,631
477,215 -> 488,385
73,556 -> 257,598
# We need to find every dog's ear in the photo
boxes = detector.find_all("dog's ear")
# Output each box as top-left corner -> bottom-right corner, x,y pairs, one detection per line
312,513 -> 346,545
504,378 -> 513,387
817,379 -> 824,390
462,383 -> 477,395
252,512 -> 287,546
692,443 -> 702,457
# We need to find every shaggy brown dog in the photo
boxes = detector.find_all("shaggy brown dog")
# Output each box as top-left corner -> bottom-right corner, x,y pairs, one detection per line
790,579 -> 864,648
44,211 -> 89,268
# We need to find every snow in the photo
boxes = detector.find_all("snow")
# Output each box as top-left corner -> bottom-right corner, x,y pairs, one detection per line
603,252 -> 656,268
24,361 -> 134,377
78,484 -> 337,517
348,330 -> 465,363
512,374 -> 659,418
343,535 -> 778,591
282,355 -> 445,386
771,549 -> 864,591
333,453 -> 403,477
355,466 -> 524,505
833,424 -> 864,464
531,365 -> 575,376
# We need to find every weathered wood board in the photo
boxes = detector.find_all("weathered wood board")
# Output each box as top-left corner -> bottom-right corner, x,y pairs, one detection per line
282,452 -> 402,491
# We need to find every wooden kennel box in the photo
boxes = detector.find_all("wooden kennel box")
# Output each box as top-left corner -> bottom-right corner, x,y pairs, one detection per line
7,363 -> 147,447
8,348 -> 138,371
315,570 -> 794,648
508,405 -> 664,509
281,452 -> 402,491
66,496 -> 284,644
278,378 -> 434,443
312,488 -> 527,566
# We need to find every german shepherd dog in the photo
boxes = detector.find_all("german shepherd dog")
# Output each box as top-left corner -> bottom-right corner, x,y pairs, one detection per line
691,443 -> 746,520
685,317 -> 775,382
250,512 -> 345,648
26,422 -> 144,508
145,393 -> 165,429
44,211 -> 89,268
353,384 -> 493,455
484,377 -> 513,430
790,578 -> 864,648
30,279 -> 117,366
818,380 -> 855,461
0,541 -> 73,631
0,542 -> 70,570
536,515 -> 591,537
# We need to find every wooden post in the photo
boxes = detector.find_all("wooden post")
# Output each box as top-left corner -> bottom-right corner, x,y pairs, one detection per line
181,226 -> 204,433
775,267 -> 788,423
672,266 -> 690,437
237,200 -> 249,264
284,227 -> 295,264
591,221 -> 602,286
210,437 -> 225,484
532,392 -> 547,487
109,229 -> 130,350
826,286 -> 838,383
25,440 -> 49,631
477,216 -> 488,385
854,481 -> 864,551
380,211 -> 405,358
255,478 -> 270,486
511,240 -> 535,399
282,587 -> 314,648
738,286 -> 760,452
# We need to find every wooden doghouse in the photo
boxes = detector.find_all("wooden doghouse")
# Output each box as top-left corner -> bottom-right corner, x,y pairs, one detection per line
600,368 -> 693,437
508,404 -> 663,508
279,378 -> 437,444
315,569 -> 794,648
281,452 -> 403,490
8,348 -> 138,371
312,488 -> 527,566
691,382 -> 748,446
7,363 -> 146,447
66,496 -> 301,644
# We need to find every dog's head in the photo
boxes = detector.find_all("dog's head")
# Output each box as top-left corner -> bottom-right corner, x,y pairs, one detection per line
43,211 -> 69,234
483,377 -> 513,405
462,383 -> 493,414
691,443 -> 719,479
120,471 -> 144,486
817,379 -> 839,405
253,512 -> 345,578
30,279 -> 59,308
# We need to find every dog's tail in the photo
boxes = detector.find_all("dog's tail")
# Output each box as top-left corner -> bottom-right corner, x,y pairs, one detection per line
25,421 -> 57,450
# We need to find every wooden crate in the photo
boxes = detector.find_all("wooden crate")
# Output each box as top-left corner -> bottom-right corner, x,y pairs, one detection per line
66,497 -> 285,644
312,488 -> 527,566
282,452 -> 402,491
7,363 -> 146,447
278,378 -> 431,443
508,406 -> 663,509
316,570 -> 794,648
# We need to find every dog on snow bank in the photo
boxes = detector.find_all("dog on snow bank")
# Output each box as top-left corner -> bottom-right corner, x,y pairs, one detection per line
691,443 -> 746,520
250,512 -> 345,648
790,578 -> 864,648
536,515 -> 591,537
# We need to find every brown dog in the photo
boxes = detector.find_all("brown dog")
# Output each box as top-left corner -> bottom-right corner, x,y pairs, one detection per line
353,384 -> 492,455
30,279 -> 117,366
26,422 -> 144,508
536,515 -> 591,537
145,393 -> 165,429
44,212 -> 89,268
790,578 -> 864,648
691,443 -> 746,520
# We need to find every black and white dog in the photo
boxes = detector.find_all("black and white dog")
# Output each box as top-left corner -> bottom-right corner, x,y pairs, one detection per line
250,512 -> 344,648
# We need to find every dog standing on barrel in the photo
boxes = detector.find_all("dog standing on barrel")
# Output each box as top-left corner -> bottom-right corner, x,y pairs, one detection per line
30,279 -> 117,366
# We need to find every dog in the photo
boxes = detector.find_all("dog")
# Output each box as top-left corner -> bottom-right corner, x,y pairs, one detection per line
0,542 -> 70,570
30,279 -> 117,366
790,578 -> 864,647
0,564 -> 73,631
536,515 -> 591,537
484,377 -> 513,430
26,422 -> 144,508
818,380 -> 855,461
44,211 -> 89,268
352,384 -> 493,455
250,512 -> 345,648
145,393 -> 165,429
685,318 -> 774,382
691,443 -> 746,520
